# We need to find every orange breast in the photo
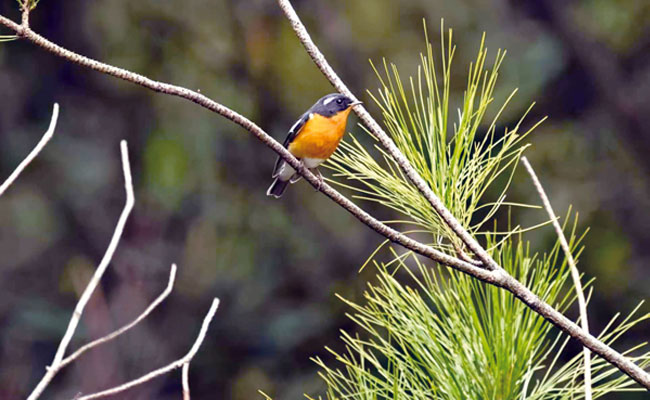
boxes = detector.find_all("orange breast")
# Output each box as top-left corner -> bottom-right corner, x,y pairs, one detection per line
288,108 -> 351,159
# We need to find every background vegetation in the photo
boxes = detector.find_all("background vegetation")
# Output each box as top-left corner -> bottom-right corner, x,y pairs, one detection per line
0,0 -> 648,398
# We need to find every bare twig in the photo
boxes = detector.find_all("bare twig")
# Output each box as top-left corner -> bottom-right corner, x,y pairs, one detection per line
20,0 -> 30,27
276,0 -> 501,272
0,103 -> 58,197
75,298 -> 220,400
27,140 -> 134,400
59,264 -> 178,369
182,363 -> 191,400
521,156 -> 592,399
1,9 -> 648,389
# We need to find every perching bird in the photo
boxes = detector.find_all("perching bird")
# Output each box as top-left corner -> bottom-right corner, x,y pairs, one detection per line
267,93 -> 360,198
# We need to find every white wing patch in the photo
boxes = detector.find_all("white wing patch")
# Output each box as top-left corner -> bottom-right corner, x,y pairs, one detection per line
288,118 -> 302,134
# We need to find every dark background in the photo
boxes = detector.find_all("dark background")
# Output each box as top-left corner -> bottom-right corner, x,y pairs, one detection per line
0,0 -> 648,398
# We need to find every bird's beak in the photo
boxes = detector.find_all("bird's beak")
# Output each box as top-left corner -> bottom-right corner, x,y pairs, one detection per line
351,100 -> 363,106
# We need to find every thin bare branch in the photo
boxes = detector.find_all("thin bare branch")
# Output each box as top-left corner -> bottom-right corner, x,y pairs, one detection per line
75,298 -> 220,400
182,363 -> 191,400
521,156 -> 592,399
1,10 -> 648,389
276,0 -> 501,272
27,140 -> 134,400
21,1 -> 29,27
0,103 -> 58,197
59,264 -> 178,369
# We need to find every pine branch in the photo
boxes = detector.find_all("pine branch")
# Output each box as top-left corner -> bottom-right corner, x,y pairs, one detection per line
1,5 -> 648,389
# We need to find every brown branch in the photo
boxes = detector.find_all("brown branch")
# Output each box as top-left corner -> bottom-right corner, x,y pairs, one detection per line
276,0 -> 501,272
20,1 -> 29,29
521,156 -> 592,399
75,299 -> 220,400
0,12 -> 493,282
1,9 -> 648,389
274,0 -> 649,388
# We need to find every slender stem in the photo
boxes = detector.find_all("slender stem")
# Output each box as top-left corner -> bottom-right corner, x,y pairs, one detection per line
0,103 -> 58,197
20,1 -> 30,28
75,299 -> 219,400
182,363 -> 191,400
275,0 -> 648,388
275,0 -> 501,272
521,156 -> 592,399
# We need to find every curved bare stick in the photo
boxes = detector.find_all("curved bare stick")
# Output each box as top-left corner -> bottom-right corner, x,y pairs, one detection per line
276,0 -> 500,272
75,298 -> 220,400
59,264 -> 178,369
27,141 -> 134,400
1,12 -> 648,389
0,103 -> 59,197
521,156 -> 592,399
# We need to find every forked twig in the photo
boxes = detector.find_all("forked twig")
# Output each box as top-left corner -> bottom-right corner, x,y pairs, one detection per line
0,103 -> 59,197
59,264 -> 178,369
75,299 -> 220,400
521,156 -> 592,399
27,141 -> 134,400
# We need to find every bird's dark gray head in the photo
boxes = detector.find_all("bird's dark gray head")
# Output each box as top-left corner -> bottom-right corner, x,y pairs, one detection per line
310,93 -> 361,117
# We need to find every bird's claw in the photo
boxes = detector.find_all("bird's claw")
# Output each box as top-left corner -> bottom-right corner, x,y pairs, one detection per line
314,168 -> 324,192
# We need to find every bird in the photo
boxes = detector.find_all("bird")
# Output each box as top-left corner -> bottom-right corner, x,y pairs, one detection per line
267,93 -> 361,198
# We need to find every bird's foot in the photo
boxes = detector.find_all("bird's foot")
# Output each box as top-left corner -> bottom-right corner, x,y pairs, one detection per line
313,168 -> 324,192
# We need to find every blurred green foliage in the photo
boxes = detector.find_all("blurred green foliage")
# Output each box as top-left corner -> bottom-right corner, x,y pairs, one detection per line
0,0 -> 648,399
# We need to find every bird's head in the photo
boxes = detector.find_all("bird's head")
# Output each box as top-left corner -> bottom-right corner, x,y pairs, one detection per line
312,93 -> 362,117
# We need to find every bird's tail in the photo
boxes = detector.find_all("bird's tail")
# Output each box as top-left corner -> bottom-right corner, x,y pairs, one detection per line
266,178 -> 290,198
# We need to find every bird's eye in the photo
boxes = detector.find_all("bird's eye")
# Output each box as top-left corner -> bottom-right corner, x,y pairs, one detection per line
336,98 -> 343,104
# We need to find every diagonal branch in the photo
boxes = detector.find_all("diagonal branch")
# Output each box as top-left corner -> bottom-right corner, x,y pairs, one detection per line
276,0 -> 500,272
0,12 -> 492,283
274,1 -> 648,387
0,103 -> 59,197
74,298 -> 220,400
521,156 -> 592,400
1,10 -> 648,389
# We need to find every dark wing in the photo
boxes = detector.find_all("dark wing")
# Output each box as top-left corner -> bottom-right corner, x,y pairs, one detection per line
272,111 -> 311,177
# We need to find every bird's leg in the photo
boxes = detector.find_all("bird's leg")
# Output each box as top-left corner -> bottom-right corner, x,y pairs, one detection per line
312,167 -> 324,191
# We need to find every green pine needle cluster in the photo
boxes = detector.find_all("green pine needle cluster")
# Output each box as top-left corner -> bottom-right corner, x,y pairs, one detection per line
313,227 -> 649,399
328,25 -> 544,256
16,0 -> 41,11
307,23 -> 649,400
